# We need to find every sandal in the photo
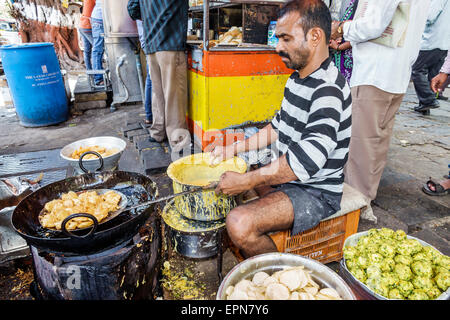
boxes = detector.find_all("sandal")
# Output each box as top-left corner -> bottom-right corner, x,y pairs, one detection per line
422,178 -> 450,196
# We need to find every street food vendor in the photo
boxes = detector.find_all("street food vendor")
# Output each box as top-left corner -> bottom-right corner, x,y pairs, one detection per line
211,0 -> 352,258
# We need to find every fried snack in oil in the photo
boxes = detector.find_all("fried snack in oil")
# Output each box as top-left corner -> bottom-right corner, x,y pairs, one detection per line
70,145 -> 119,160
40,190 -> 122,230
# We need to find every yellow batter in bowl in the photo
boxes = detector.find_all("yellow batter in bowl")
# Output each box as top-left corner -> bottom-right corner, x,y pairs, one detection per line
167,152 -> 247,186
167,152 -> 247,221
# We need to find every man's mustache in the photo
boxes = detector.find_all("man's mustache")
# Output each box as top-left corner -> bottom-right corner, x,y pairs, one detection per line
278,51 -> 290,59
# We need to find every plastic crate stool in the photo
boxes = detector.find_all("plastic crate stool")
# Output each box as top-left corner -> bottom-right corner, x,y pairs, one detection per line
268,183 -> 366,264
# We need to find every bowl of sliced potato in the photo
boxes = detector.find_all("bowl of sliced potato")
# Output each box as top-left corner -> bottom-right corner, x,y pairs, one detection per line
60,136 -> 126,174
217,252 -> 356,300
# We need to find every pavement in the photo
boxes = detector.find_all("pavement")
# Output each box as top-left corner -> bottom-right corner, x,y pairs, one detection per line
0,82 -> 448,300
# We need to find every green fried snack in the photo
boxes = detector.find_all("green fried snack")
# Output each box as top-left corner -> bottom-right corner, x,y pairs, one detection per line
368,252 -> 384,264
343,246 -> 359,260
356,255 -> 370,269
411,260 -> 433,278
388,288 -> 404,300
380,272 -> 399,288
379,243 -> 396,258
347,229 -> 449,300
434,272 -> 450,291
412,276 -> 434,290
379,228 -> 395,239
382,258 -> 395,272
346,258 -> 358,270
422,246 -> 442,261
397,280 -> 414,297
366,265 -> 382,279
408,289 -> 429,300
434,265 -> 449,275
358,235 -> 372,247
394,264 -> 413,281
394,229 -> 407,241
365,243 -> 380,254
397,239 -> 421,256
367,229 -> 380,238
366,277 -> 389,298
412,252 -> 432,263
350,267 -> 367,283
435,255 -> 450,269
424,286 -> 442,300
394,254 -> 413,266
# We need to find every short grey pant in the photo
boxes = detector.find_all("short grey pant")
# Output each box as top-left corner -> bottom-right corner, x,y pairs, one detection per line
273,183 -> 340,236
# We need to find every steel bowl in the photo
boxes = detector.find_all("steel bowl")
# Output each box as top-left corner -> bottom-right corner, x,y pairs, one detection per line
60,136 -> 126,174
167,152 -> 247,221
341,231 -> 450,300
216,252 -> 356,300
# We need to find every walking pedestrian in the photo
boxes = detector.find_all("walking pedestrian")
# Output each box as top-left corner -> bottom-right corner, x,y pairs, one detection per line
90,0 -> 105,86
411,0 -> 450,115
140,0 -> 191,153
331,0 -> 431,221
78,0 -> 95,71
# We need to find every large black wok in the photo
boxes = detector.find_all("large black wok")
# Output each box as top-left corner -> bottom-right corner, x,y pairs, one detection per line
12,170 -> 158,255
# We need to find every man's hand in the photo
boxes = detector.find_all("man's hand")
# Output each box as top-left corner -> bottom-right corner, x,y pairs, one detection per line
331,21 -> 343,40
210,144 -> 235,167
329,39 -> 341,50
431,72 -> 449,93
215,171 -> 253,196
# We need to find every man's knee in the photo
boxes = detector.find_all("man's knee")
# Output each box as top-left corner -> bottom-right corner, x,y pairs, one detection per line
226,206 -> 254,248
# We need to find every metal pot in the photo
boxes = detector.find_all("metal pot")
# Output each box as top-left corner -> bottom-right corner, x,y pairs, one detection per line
12,170 -> 158,255
216,252 -> 356,300
60,136 -> 126,174
162,199 -> 225,259
166,152 -> 247,221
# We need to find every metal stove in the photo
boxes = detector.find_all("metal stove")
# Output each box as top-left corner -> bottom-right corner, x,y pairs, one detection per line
29,216 -> 161,300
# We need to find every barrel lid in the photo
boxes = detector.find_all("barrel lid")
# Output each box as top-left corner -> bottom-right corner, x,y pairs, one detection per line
0,42 -> 54,50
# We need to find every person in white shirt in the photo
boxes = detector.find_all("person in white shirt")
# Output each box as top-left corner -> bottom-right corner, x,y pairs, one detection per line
330,0 -> 431,220
411,0 -> 449,114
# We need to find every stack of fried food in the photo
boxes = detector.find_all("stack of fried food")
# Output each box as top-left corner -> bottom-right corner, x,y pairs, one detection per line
218,26 -> 242,45
204,26 -> 243,49
40,190 -> 122,230
70,145 -> 119,160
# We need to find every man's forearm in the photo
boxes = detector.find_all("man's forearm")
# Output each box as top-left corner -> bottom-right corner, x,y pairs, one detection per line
233,124 -> 278,155
246,154 -> 298,188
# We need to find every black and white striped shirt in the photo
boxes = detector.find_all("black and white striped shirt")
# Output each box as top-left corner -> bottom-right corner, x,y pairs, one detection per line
271,57 -> 352,203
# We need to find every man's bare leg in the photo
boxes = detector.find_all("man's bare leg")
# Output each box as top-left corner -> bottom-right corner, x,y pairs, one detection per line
226,191 -> 294,258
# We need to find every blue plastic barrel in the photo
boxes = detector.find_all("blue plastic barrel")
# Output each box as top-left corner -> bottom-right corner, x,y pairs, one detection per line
0,42 -> 69,127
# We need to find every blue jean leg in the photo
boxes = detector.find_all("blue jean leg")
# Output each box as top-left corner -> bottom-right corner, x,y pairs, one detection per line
79,28 -> 93,70
91,18 -> 105,84
144,66 -> 152,121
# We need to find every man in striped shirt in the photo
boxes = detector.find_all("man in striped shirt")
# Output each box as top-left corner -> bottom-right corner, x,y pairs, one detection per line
211,0 -> 352,258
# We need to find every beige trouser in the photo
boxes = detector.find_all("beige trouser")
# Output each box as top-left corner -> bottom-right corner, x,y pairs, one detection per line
344,85 -> 404,201
147,51 -> 190,152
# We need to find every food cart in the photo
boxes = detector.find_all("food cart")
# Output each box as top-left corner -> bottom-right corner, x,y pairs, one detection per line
187,0 -> 293,151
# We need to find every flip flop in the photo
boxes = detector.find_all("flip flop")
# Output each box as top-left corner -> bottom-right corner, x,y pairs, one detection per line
422,178 -> 450,196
